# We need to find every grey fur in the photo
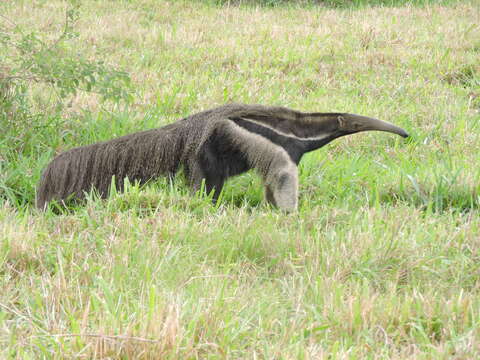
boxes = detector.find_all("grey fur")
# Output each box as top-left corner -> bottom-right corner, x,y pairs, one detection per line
36,103 -> 409,211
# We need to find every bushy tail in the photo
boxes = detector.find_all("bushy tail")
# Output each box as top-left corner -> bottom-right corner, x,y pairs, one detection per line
36,165 -> 51,210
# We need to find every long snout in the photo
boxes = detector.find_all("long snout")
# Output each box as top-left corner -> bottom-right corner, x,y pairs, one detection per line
346,114 -> 409,138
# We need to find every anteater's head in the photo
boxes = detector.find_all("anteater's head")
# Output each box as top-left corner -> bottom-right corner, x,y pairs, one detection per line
335,114 -> 409,138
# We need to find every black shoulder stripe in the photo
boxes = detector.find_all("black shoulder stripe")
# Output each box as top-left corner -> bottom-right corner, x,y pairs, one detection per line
228,117 -> 304,164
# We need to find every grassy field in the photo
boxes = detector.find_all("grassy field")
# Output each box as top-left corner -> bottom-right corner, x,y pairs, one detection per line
1,0 -> 480,358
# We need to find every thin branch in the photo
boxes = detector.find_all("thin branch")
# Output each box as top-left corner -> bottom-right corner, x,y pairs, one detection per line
179,274 -> 234,288
47,5 -> 77,51
0,14 -> 19,30
0,302 -> 49,335
28,333 -> 161,343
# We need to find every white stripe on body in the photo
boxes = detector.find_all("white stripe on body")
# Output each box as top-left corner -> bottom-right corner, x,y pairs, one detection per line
238,117 -> 331,142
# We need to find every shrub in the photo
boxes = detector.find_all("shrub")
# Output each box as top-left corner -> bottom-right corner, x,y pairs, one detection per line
0,2 -> 133,206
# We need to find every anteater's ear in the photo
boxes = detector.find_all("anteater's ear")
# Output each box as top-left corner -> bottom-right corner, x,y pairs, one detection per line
337,115 -> 347,130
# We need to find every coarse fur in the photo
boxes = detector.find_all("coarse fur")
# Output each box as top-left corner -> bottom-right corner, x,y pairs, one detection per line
36,103 -> 409,211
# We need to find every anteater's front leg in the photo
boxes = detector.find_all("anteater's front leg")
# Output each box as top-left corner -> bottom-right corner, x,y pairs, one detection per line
220,121 -> 299,212
263,153 -> 299,212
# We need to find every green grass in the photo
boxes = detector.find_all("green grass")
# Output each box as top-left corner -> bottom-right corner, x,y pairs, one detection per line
1,0 -> 480,358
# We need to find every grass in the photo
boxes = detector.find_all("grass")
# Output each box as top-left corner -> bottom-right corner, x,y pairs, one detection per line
1,0 -> 480,358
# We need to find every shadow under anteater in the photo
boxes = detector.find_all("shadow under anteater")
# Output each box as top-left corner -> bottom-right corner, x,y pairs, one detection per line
36,103 -> 409,212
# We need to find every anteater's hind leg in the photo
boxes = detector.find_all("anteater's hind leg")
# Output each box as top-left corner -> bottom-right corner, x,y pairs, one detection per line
186,150 -> 225,203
